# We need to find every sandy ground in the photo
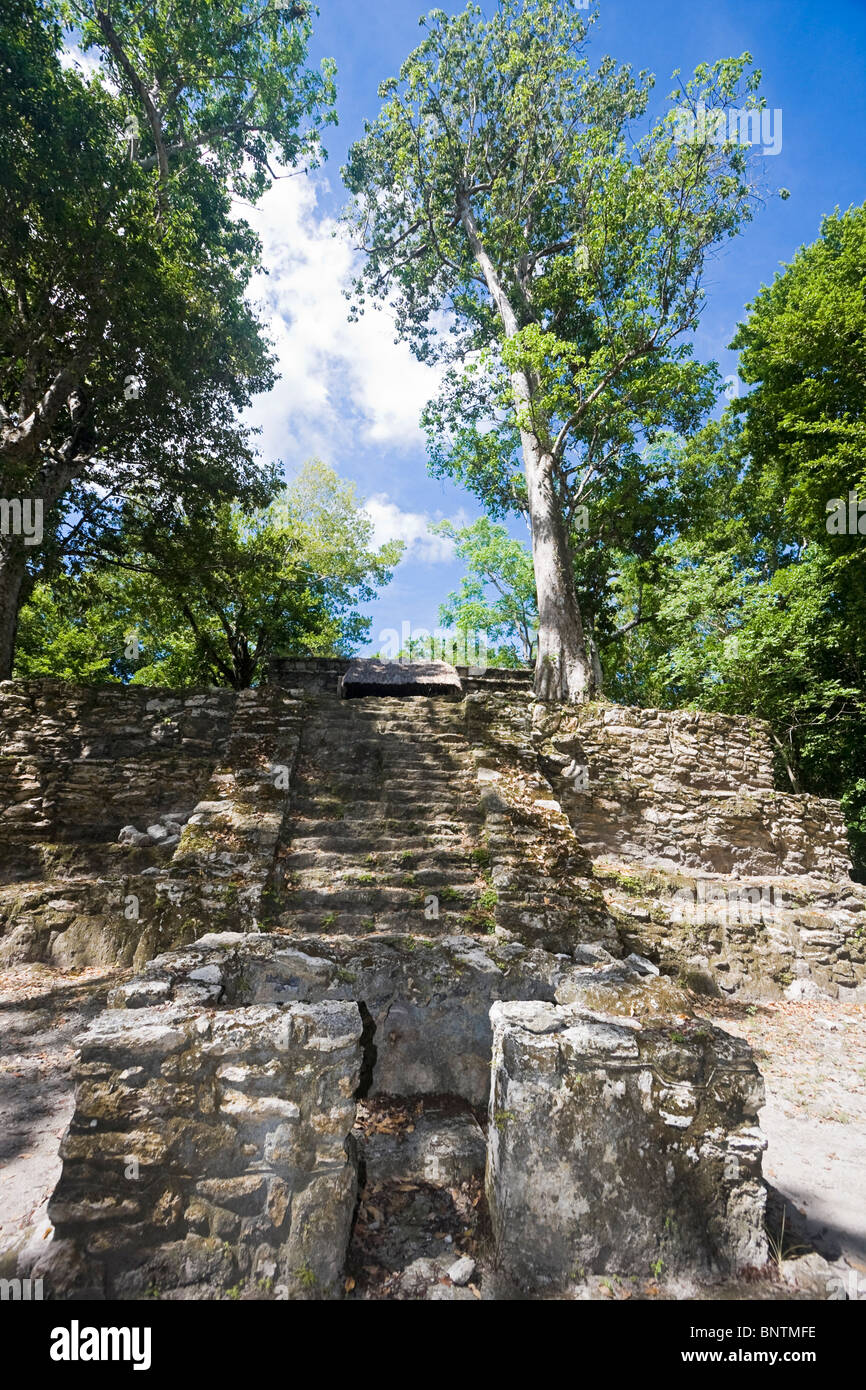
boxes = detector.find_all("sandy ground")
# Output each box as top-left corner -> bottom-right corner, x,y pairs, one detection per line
0,964 -> 124,1254
703,994 -> 866,1285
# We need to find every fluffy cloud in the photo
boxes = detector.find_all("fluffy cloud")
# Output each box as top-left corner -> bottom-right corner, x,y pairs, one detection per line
59,43 -> 112,85
363,495 -> 473,564
240,174 -> 443,463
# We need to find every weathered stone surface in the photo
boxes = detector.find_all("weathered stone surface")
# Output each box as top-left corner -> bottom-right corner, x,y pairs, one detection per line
44,1000 -> 363,1300
486,998 -> 768,1290
534,702 -> 851,880
109,931 -> 630,1106
340,659 -> 463,700
0,683 -> 302,970
3,663 -> 862,1300
2,670 -> 859,997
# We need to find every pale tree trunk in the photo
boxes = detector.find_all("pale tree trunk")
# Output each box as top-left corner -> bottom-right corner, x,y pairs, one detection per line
523,430 -> 593,701
457,191 -> 597,702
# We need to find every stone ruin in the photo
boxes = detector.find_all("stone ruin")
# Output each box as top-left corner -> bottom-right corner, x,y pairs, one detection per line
2,659 -> 863,1299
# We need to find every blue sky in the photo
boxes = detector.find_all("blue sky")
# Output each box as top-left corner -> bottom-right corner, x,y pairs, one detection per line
239,0 -> 866,654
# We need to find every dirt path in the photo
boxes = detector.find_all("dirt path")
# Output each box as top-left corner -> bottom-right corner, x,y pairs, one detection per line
703,994 -> 866,1289
0,964 -> 125,1258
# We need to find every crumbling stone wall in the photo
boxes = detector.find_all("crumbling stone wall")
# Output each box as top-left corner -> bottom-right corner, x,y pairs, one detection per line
137,685 -> 304,967
110,930 -> 603,1106
602,864 -> 866,1000
0,681 -> 235,851
43,999 -> 361,1300
486,995 -> 768,1289
534,702 -> 851,879
1,671 -> 861,990
38,937 -> 770,1297
3,662 -> 865,1299
0,684 -> 302,970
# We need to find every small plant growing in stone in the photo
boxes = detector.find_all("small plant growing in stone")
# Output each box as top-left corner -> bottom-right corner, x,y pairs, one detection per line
295,1264 -> 317,1289
765,1211 -> 810,1272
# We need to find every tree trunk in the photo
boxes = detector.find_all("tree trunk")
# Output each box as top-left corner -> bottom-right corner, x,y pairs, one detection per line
456,191 -> 598,703
0,444 -> 78,679
0,534 -> 28,680
523,435 -> 594,701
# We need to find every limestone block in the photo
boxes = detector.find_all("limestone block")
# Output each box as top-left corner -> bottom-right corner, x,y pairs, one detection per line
486,999 -> 768,1289
45,1000 -> 363,1299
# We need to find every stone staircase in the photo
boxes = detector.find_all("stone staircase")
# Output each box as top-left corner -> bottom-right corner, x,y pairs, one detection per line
259,686 -> 622,1298
272,694 -> 490,939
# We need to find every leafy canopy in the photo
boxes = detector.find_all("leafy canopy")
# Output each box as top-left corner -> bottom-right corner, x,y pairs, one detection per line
431,516 -> 536,661
15,462 -> 404,688
344,0 -> 763,542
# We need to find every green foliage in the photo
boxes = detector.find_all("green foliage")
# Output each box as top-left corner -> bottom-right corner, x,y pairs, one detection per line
607,205 -> 866,877
15,462 -> 403,687
0,0 -> 335,674
431,517 -> 537,662
62,0 -> 336,199
344,0 -> 768,692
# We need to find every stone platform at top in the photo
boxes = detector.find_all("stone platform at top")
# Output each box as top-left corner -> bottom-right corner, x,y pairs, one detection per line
339,658 -> 463,700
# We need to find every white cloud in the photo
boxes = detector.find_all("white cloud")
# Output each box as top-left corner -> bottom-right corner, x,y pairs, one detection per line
363,495 -> 473,564
59,42 -> 113,86
240,174 -> 444,464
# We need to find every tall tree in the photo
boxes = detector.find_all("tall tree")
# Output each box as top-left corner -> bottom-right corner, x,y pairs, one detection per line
344,0 -> 766,699
0,0 -> 335,676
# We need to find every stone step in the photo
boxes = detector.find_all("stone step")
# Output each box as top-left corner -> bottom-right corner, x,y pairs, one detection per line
275,906 -> 475,934
282,828 -> 480,855
286,868 -> 480,892
277,882 -> 480,911
286,802 -> 481,825
281,848 -> 479,872
301,765 -> 471,782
